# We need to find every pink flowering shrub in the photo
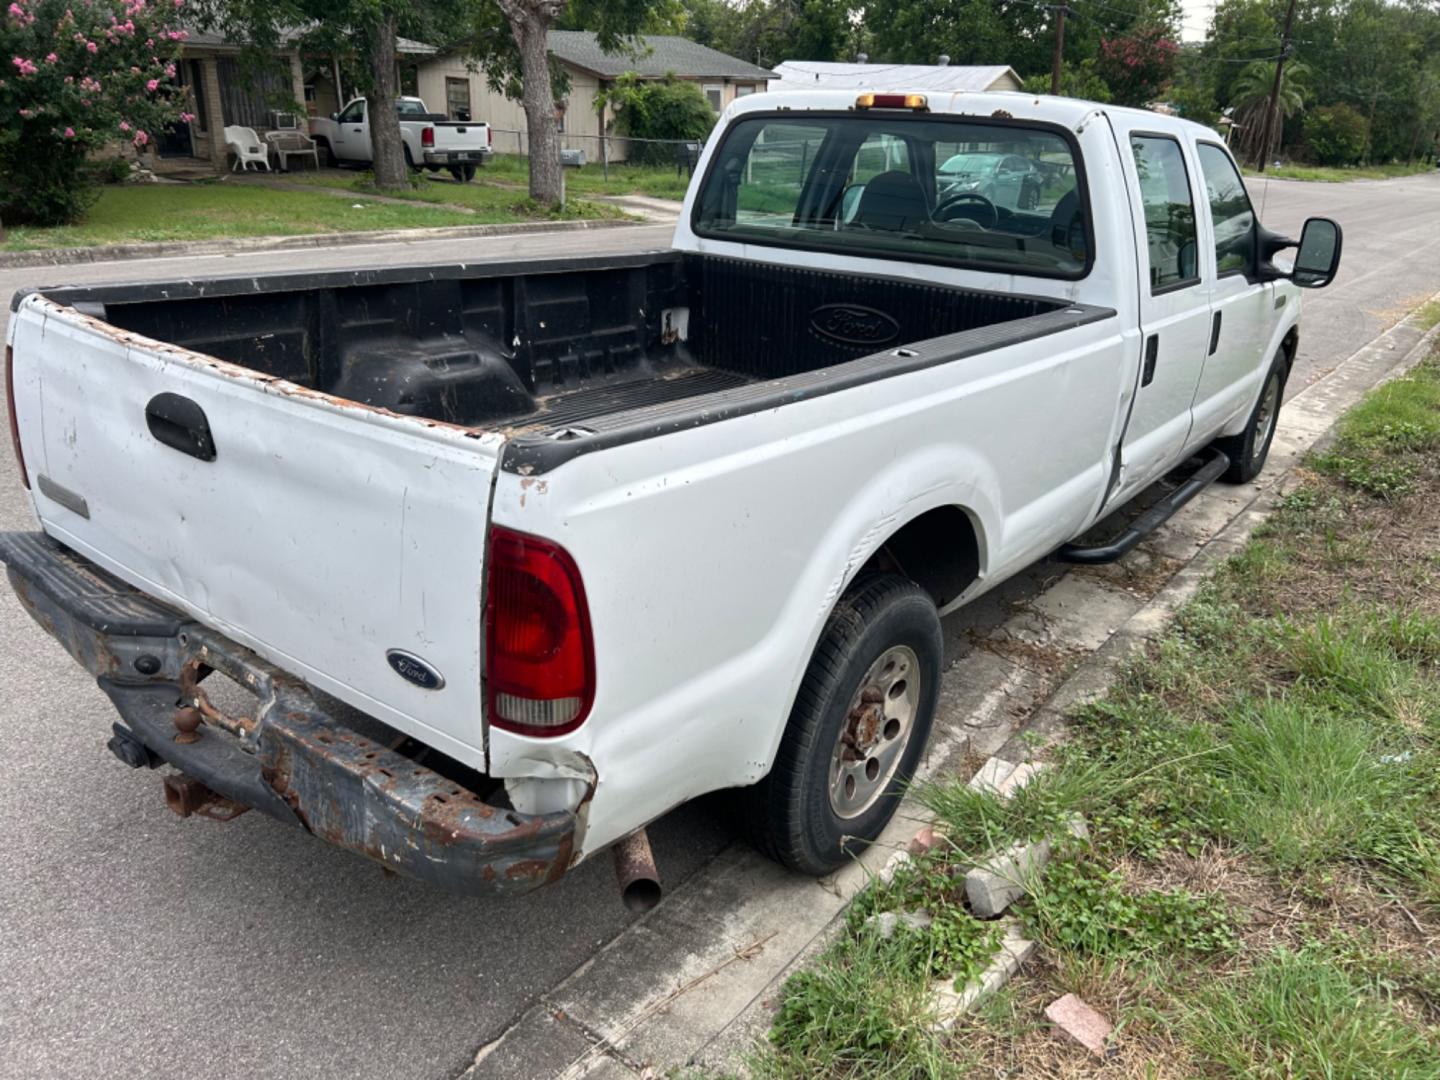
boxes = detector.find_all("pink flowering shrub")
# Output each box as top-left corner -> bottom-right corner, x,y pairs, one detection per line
1095,25 -> 1179,108
1,0 -> 186,225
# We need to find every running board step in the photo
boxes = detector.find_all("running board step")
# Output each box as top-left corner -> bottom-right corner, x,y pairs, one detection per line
1056,449 -> 1231,565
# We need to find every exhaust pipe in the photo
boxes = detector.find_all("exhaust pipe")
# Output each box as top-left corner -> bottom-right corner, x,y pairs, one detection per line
610,829 -> 662,912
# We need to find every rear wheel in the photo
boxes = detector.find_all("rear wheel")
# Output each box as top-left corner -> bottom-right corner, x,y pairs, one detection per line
741,574 -> 942,875
1214,354 -> 1287,483
313,137 -> 335,168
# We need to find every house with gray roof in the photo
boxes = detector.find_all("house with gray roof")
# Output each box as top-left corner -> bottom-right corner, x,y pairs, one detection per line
413,32 -> 775,162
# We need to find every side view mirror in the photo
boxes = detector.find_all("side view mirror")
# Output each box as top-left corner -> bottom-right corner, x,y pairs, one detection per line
1292,216 -> 1342,288
330,112 -> 338,121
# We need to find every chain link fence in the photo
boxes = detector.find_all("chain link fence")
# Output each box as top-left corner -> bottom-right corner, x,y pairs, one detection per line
487,129 -> 706,177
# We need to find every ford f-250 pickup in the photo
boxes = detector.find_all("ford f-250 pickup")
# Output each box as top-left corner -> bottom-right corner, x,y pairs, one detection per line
1,90 -> 1342,908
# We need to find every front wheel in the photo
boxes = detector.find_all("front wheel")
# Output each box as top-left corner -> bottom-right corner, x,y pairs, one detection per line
1214,354 -> 1288,483
740,574 -> 942,875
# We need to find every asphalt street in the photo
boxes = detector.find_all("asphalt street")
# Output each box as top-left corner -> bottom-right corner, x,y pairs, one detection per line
3,170 -> 1440,1080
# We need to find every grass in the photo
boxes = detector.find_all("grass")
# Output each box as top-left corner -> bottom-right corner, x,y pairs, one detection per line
1245,161 -> 1436,183
0,181 -> 481,252
756,347 -> 1440,1076
481,153 -> 693,200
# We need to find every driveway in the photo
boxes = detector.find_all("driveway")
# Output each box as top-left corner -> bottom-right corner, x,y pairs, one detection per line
3,171 -> 1439,1080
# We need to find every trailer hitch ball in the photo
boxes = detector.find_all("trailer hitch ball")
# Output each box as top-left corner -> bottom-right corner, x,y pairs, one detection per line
172,704 -> 202,744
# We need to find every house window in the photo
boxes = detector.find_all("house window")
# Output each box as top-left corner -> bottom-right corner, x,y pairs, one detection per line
703,84 -> 724,112
187,59 -> 208,133
216,56 -> 290,128
735,84 -> 756,97
445,77 -> 472,122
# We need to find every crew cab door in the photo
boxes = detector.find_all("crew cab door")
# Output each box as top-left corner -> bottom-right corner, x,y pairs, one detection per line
1109,121 -> 1214,498
1187,140 -> 1273,444
332,99 -> 369,161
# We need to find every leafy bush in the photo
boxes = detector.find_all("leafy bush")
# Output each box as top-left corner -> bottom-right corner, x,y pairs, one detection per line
0,0 -> 188,227
1095,24 -> 1180,107
1304,104 -> 1369,167
601,73 -> 715,166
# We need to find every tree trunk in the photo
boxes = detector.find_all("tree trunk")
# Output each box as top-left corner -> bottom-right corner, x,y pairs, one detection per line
500,0 -> 564,207
367,12 -> 409,191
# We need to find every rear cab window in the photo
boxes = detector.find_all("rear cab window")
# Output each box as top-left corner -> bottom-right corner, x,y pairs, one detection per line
1128,135 -> 1200,293
693,112 -> 1091,279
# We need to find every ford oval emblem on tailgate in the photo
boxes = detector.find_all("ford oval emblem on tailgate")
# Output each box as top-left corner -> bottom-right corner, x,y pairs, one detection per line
809,303 -> 901,347
386,649 -> 445,690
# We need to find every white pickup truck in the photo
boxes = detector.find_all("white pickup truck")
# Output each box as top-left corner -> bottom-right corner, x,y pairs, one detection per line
309,95 -> 492,181
2,91 -> 1341,907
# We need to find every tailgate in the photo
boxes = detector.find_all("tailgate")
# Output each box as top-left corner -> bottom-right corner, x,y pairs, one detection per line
433,123 -> 488,152
8,295 -> 501,767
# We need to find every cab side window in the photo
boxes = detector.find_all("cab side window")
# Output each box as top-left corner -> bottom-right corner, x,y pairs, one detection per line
338,100 -> 365,124
1196,142 -> 1257,276
1129,135 -> 1199,292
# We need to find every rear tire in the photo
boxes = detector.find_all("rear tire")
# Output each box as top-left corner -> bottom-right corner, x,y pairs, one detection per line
1214,353 -> 1288,484
313,137 -> 335,168
740,574 -> 942,875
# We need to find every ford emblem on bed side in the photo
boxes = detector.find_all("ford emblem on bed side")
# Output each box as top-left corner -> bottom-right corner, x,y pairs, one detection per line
809,303 -> 901,346
386,649 -> 445,690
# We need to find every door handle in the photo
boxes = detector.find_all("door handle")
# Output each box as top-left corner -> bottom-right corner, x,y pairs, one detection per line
1209,311 -> 1223,356
1141,334 -> 1159,387
145,392 -> 216,462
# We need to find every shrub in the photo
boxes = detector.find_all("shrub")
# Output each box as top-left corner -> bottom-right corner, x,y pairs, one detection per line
601,73 -> 715,166
1304,104 -> 1368,167
0,0 -> 188,228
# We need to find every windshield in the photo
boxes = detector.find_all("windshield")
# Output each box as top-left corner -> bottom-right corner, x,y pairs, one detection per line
693,113 -> 1090,278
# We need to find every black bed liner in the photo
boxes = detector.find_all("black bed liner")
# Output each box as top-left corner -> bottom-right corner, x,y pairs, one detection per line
21,251 -> 1115,474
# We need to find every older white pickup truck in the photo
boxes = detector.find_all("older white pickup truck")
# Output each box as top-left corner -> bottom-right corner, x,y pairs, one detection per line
2,91 -> 1341,907
310,95 -> 493,181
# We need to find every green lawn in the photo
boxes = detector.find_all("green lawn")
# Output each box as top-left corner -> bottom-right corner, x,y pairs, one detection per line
1245,161 -> 1436,183
0,182 -> 482,252
481,153 -> 693,200
757,338 -> 1440,1076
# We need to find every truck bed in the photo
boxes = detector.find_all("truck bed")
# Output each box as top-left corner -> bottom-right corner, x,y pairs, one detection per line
29,252 -> 1070,439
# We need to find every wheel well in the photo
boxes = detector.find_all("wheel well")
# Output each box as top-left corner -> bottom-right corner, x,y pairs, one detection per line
858,506 -> 980,609
1281,326 -> 1300,373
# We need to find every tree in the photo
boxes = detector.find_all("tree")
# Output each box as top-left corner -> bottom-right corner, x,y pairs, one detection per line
601,72 -> 714,164
0,0 -> 188,235
1093,24 -> 1179,107
1229,57 -> 1308,164
464,0 -> 663,208
197,0 -> 466,191
1303,102 -> 1367,164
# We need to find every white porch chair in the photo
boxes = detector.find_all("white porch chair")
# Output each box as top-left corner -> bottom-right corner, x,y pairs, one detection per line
225,125 -> 270,172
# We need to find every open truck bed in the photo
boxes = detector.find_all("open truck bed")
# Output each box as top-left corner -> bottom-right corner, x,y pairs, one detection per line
32,252 -> 1071,439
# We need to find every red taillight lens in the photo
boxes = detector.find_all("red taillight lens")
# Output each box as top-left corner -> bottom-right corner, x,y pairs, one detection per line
485,526 -> 594,737
5,345 -> 27,490
486,126 -> 492,148
421,126 -> 435,148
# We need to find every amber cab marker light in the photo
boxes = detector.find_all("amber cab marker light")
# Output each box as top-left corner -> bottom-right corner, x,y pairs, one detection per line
854,93 -> 928,111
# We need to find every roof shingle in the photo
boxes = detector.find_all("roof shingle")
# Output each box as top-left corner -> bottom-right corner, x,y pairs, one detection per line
547,31 -> 774,80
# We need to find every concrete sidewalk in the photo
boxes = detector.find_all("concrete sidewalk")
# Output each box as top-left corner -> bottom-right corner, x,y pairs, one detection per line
464,301 -> 1440,1080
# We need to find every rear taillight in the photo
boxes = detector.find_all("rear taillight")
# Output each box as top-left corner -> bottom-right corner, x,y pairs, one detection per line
5,345 -> 27,490
485,526 -> 594,737
486,126 -> 492,148
421,126 -> 435,148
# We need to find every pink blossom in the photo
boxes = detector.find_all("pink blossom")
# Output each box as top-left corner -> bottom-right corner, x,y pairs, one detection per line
118,120 -> 130,131
145,78 -> 159,91
17,107 -> 32,118
163,63 -> 175,77
132,129 -> 149,147
63,127 -> 75,138
85,40 -> 97,53
179,111 -> 194,123
11,56 -> 38,76
45,52 -> 57,63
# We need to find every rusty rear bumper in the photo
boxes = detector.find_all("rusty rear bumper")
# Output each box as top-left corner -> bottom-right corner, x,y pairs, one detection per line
0,531 -> 577,895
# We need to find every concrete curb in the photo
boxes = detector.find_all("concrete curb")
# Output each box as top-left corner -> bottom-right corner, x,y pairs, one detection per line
0,215 -> 643,271
463,298 -> 1440,1080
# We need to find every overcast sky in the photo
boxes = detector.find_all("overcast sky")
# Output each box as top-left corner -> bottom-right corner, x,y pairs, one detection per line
1179,0 -> 1215,41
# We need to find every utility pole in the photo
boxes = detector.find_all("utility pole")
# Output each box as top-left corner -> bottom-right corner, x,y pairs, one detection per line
1255,0 -> 1298,173
1049,5 -> 1072,95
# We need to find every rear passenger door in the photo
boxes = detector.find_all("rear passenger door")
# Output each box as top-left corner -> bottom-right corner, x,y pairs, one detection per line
1189,140 -> 1273,444
1110,123 -> 1214,497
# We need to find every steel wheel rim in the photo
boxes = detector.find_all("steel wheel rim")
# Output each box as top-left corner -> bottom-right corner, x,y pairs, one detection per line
1253,371 -> 1281,463
828,645 -> 921,820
